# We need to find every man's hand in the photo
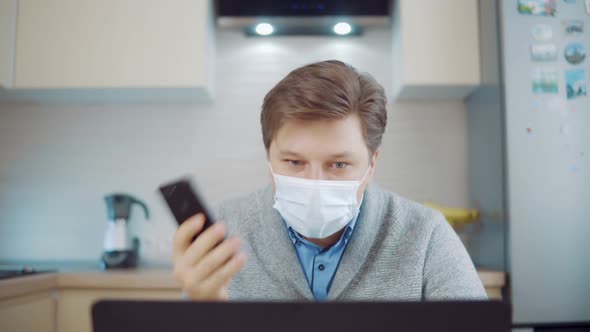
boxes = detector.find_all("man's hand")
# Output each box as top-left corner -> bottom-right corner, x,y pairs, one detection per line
172,213 -> 247,301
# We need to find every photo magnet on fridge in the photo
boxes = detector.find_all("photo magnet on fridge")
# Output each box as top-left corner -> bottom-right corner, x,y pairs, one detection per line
518,0 -> 557,16
531,24 -> 554,41
565,69 -> 588,99
564,43 -> 586,65
531,44 -> 558,61
562,20 -> 584,36
532,67 -> 559,94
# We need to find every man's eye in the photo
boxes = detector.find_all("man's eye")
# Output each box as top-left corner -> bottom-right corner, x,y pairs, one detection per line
332,162 -> 348,169
288,160 -> 302,167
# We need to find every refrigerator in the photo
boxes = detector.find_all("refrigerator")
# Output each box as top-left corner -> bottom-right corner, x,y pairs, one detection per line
465,0 -> 590,328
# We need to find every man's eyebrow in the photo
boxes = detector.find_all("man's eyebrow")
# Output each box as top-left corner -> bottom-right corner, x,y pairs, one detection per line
278,149 -> 353,159
278,149 -> 304,157
327,152 -> 353,159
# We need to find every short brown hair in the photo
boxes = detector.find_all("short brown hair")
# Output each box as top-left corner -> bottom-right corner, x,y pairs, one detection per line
261,60 -> 388,156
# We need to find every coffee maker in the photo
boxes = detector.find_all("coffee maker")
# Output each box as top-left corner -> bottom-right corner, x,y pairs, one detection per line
101,194 -> 149,269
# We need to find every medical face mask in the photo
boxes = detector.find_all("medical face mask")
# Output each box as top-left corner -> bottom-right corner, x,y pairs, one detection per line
270,163 -> 370,239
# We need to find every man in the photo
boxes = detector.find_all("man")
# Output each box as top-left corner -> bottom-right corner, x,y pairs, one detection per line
173,60 -> 487,301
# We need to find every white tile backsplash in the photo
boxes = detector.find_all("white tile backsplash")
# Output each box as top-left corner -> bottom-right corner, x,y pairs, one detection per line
0,27 -> 468,263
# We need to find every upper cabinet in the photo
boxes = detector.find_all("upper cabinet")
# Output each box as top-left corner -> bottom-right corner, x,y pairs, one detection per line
392,0 -> 481,100
3,0 -> 213,101
0,0 -> 17,88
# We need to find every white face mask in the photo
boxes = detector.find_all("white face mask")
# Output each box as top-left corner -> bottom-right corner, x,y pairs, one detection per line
270,163 -> 371,239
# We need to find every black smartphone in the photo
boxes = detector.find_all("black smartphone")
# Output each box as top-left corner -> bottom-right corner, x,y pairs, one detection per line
158,178 -> 215,242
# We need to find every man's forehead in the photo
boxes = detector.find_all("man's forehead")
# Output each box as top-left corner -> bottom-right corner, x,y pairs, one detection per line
276,115 -> 363,138
271,114 -> 368,158
274,135 -> 364,159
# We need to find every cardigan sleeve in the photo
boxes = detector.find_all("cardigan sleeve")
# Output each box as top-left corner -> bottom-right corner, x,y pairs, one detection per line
422,211 -> 488,300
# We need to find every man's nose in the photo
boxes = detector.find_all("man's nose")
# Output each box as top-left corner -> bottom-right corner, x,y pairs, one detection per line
305,165 -> 325,180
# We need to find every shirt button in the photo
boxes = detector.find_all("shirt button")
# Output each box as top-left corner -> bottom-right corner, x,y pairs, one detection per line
318,264 -> 325,271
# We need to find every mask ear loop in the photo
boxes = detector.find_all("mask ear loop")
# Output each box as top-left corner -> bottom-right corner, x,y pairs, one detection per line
355,164 -> 372,207
359,164 -> 372,184
269,162 -> 280,203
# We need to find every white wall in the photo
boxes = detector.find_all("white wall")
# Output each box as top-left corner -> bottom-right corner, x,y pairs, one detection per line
0,27 -> 468,264
0,0 -> 16,88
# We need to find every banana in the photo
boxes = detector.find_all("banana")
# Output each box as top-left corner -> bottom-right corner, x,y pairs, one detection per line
423,202 -> 480,227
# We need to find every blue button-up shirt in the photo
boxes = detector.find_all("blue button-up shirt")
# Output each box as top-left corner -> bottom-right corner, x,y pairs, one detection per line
284,203 -> 362,301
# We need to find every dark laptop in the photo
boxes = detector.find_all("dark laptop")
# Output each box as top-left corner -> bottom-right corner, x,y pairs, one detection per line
92,300 -> 510,332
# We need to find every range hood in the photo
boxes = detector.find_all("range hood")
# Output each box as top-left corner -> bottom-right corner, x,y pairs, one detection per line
216,0 -> 392,33
217,0 -> 391,17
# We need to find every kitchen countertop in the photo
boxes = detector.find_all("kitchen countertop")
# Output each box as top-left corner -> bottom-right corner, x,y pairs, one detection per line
0,263 -> 505,301
0,268 -> 179,300
0,273 -> 59,300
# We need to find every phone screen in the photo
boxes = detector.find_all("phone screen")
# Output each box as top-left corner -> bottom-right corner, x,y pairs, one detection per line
158,178 -> 215,241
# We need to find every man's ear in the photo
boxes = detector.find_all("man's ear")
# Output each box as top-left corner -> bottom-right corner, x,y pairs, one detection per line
370,147 -> 381,169
365,146 -> 381,185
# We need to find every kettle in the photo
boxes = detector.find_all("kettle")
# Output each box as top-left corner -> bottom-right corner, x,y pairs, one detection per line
101,193 -> 149,269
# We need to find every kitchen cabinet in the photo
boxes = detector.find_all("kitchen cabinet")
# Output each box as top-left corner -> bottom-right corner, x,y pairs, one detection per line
11,0 -> 213,100
392,0 -> 481,100
0,291 -> 57,332
58,288 -> 180,332
0,270 -> 181,332
0,0 -> 17,88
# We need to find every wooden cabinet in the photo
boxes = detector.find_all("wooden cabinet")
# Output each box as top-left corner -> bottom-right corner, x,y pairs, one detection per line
0,0 -> 17,88
392,0 -> 481,100
57,288 -> 181,332
479,270 -> 505,300
8,0 -> 213,99
0,291 -> 57,332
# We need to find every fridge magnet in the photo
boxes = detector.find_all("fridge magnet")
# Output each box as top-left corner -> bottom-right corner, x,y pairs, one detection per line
565,69 -> 588,99
531,43 -> 558,61
564,42 -> 586,64
518,0 -> 557,16
531,24 -> 553,41
586,0 -> 590,13
532,67 -> 559,94
562,20 -> 584,36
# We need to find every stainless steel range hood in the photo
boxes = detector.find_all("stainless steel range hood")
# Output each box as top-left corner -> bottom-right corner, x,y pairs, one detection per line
216,0 -> 392,32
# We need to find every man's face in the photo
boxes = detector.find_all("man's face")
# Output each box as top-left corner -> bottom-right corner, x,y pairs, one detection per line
268,113 -> 379,203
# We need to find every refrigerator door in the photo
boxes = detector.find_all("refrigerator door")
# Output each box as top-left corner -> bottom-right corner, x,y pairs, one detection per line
500,0 -> 590,325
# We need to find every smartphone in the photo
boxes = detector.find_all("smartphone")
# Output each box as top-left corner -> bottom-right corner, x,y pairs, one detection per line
158,178 -> 215,242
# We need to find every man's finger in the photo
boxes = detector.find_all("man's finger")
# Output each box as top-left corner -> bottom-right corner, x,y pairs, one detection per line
181,222 -> 227,266
173,213 -> 205,260
187,236 -> 241,281
203,252 -> 247,292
